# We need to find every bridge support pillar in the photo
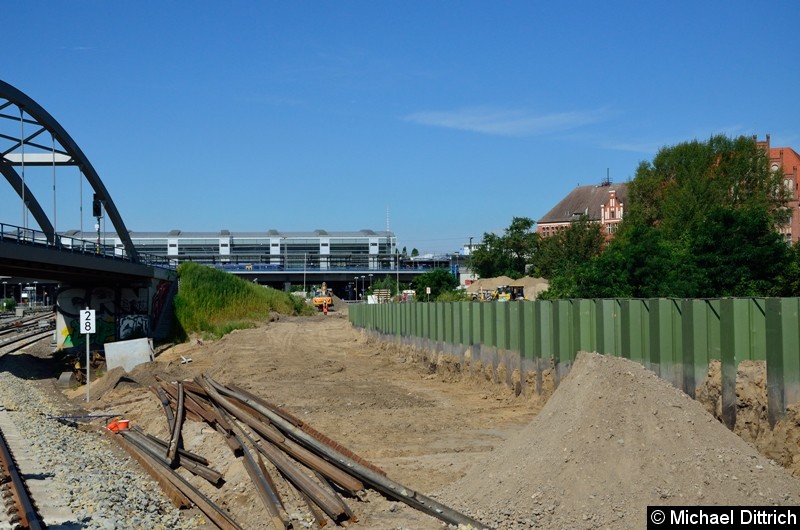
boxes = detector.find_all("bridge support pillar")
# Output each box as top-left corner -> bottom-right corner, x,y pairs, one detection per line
54,277 -> 177,351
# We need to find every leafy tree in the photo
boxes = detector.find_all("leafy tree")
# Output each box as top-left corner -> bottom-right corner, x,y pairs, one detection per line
688,206 -> 789,297
505,217 -> 538,274
626,134 -> 787,237
471,217 -> 538,278
411,269 -> 458,301
411,248 -> 419,257
470,232 -> 512,279
581,135 -> 790,298
778,242 -> 800,296
530,215 -> 604,279
368,275 -> 401,296
588,224 -> 696,298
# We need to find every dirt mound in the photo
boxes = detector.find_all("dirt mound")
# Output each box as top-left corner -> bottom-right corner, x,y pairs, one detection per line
65,366 -> 128,402
330,293 -> 348,315
511,276 -> 549,299
441,352 -> 800,529
465,276 -> 549,299
466,276 -> 515,292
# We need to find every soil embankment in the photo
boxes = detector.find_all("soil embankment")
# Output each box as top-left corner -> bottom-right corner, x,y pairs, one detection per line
442,352 -> 800,529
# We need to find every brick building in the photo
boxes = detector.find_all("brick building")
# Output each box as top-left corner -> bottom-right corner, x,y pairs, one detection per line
537,179 -> 627,239
756,134 -> 800,243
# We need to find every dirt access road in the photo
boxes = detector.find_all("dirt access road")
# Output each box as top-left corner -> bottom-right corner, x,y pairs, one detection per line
82,311 -> 540,529
76,310 -> 800,530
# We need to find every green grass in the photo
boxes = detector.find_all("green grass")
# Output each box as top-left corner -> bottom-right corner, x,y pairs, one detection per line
173,262 -> 314,339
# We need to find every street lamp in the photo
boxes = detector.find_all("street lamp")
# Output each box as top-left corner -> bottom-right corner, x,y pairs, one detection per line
360,275 -> 365,301
368,273 -> 373,290
354,276 -> 359,300
2,281 -> 6,300
33,281 -> 38,307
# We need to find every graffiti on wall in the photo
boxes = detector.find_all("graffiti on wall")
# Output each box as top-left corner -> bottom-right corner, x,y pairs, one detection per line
119,314 -> 149,340
56,285 -> 149,349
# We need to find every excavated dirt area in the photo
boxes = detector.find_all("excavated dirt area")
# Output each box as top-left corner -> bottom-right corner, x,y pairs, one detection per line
43,313 -> 800,529
73,312 -> 541,529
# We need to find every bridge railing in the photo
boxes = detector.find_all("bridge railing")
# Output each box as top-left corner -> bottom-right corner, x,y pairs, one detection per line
0,223 -> 175,270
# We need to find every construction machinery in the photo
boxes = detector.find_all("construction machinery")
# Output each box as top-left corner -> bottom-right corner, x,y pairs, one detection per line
471,288 -> 496,302
311,282 -> 334,311
495,285 -> 525,301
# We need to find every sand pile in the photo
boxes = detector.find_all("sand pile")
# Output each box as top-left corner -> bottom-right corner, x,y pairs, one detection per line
441,352 -> 800,529
465,276 -> 549,299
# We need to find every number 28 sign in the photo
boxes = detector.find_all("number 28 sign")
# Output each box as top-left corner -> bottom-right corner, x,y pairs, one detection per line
80,309 -> 96,334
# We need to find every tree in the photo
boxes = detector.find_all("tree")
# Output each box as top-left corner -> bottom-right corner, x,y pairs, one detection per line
541,134 -> 791,299
531,216 -> 605,298
471,217 -> 538,278
411,248 -> 419,257
411,269 -> 458,301
688,206 -> 789,297
470,232 -> 512,279
626,134 -> 787,237
369,275 -> 404,297
530,215 -> 604,279
777,242 -> 800,296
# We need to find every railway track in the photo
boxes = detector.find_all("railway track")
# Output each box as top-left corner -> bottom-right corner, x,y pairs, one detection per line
0,315 -> 55,355
0,328 -> 50,530
0,319 -> 77,529
0,422 -> 45,530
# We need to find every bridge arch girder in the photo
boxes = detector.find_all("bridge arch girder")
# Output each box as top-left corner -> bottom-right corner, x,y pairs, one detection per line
0,161 -> 54,238
0,80 -> 138,260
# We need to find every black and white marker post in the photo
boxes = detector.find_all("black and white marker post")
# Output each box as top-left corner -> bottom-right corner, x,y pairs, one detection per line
80,307 -> 95,402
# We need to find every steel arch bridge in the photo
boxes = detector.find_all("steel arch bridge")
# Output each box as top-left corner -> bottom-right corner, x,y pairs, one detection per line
0,80 -> 138,260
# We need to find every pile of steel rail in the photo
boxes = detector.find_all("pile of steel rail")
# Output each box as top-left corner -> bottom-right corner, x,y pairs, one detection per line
108,374 -> 490,530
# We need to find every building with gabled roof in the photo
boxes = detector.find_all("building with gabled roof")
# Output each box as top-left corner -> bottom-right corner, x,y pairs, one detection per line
537,179 -> 628,239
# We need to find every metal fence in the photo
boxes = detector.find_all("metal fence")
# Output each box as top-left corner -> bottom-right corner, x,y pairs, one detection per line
349,298 -> 800,429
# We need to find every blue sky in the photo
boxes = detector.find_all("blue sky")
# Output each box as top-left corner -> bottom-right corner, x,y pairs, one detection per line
3,1 -> 799,254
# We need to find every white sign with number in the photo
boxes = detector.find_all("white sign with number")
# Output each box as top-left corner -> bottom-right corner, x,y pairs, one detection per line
81,309 -> 96,334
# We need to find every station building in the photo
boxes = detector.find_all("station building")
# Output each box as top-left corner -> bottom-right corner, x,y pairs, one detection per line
61,228 -> 398,270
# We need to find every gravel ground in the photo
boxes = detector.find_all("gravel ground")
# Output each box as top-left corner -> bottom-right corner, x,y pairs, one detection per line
0,344 -> 203,530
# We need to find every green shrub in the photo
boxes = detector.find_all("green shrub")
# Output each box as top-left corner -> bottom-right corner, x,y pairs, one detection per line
436,290 -> 471,302
174,262 -> 315,339
1,298 -> 15,312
